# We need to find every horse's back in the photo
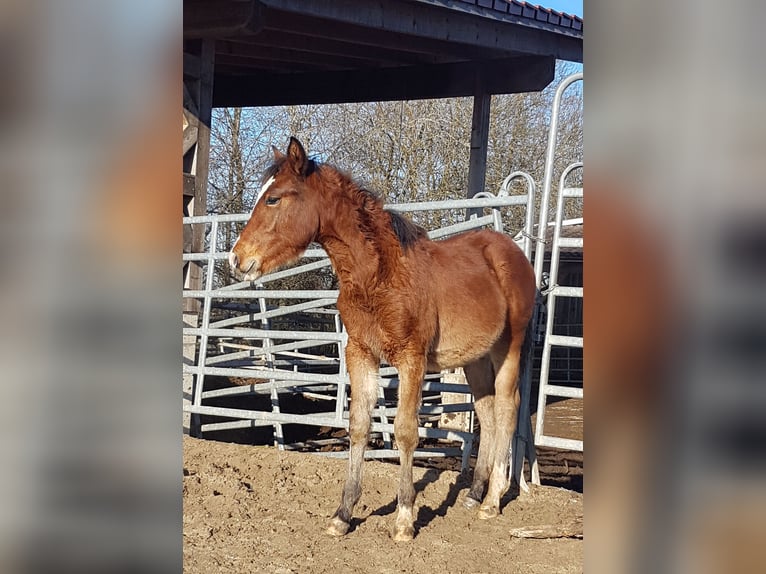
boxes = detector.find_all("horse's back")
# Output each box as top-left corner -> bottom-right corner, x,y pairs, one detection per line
422,230 -> 535,369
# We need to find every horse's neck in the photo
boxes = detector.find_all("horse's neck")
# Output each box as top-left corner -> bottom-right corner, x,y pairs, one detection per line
316,180 -> 400,289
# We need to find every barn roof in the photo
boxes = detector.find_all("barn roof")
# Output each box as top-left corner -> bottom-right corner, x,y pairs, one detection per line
183,0 -> 583,107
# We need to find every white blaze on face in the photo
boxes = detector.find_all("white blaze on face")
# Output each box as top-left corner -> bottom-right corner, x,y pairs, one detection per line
231,175 -> 277,255
254,175 -> 276,207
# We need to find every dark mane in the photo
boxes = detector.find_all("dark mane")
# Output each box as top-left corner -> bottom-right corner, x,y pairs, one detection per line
267,155 -> 426,251
387,209 -> 428,249
354,183 -> 427,251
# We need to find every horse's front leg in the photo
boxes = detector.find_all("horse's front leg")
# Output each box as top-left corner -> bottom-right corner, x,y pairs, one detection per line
391,354 -> 425,541
326,340 -> 379,536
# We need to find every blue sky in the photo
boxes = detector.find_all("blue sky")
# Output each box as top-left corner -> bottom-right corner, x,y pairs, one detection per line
538,0 -> 582,17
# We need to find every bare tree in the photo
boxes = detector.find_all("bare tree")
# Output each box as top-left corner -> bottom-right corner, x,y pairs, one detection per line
206,61 -> 583,286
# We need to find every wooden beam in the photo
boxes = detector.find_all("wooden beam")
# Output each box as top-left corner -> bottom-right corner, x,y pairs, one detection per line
183,173 -> 196,198
216,42 -> 375,71
182,110 -> 199,156
216,35 -> 420,68
213,56 -> 554,107
183,39 -> 215,316
183,52 -> 201,79
258,9 -> 507,62
228,29 -> 438,67
258,0 -> 582,62
184,0 -> 262,38
467,70 -> 491,202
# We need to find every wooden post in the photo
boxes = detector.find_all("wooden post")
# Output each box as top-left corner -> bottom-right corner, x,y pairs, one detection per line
467,68 -> 491,218
183,39 -> 215,436
439,370 -> 471,432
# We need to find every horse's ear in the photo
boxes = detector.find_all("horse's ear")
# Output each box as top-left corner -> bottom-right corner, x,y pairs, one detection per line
286,137 -> 309,177
272,145 -> 285,161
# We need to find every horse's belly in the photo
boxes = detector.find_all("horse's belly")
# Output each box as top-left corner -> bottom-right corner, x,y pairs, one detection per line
427,300 -> 506,370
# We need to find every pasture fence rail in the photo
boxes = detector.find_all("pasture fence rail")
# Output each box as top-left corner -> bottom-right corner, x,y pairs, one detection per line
183,185 -> 538,475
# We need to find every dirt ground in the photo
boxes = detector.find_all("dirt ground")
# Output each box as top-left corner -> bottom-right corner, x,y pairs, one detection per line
183,433 -> 583,573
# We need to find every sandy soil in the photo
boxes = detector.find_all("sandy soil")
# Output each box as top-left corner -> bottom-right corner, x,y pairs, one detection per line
183,435 -> 583,573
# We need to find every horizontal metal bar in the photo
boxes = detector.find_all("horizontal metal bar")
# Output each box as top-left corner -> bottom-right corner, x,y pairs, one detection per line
540,384 -> 583,399
254,258 -> 333,283
184,327 -> 343,341
206,349 -> 254,366
184,213 -> 251,224
378,402 -> 475,416
546,334 -> 583,348
201,420 -> 274,432
427,215 -> 495,239
200,380 -> 340,399
183,195 -> 527,226
210,298 -> 337,328
557,237 -> 583,249
561,187 -> 583,198
184,364 -> 340,384
182,252 -> 230,262
314,448 -> 465,460
184,289 -> 339,299
550,285 -> 583,297
390,195 -> 528,212
186,405 -> 473,443
248,338 -> 341,357
379,379 -> 472,394
534,435 -> 583,451
184,247 -> 331,263
188,405 -> 340,427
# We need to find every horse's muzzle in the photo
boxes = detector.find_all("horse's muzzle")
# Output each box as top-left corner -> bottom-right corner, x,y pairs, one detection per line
228,251 -> 261,281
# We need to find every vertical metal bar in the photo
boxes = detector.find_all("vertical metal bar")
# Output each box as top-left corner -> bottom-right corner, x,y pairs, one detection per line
499,171 -> 536,260
260,293 -> 284,449
534,72 -> 583,286
524,176 -> 536,261
377,384 -> 392,449
511,298 -> 541,491
192,219 -> 218,412
535,163 -> 583,447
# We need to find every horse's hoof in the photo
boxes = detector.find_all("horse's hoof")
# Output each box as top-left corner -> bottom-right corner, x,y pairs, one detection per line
391,524 -> 415,542
326,517 -> 350,537
463,496 -> 481,509
477,505 -> 499,520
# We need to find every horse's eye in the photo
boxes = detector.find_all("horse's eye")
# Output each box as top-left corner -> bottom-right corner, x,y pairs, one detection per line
265,196 -> 281,206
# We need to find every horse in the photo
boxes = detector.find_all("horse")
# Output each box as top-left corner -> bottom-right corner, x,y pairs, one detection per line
229,137 -> 536,541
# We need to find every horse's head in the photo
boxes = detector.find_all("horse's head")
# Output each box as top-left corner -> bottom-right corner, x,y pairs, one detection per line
229,137 -> 320,281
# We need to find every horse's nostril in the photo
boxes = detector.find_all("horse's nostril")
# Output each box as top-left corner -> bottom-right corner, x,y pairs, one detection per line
228,252 -> 239,270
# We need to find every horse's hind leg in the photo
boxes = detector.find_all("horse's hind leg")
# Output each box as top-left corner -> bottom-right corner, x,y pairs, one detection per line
478,332 -> 524,520
327,340 -> 378,536
463,357 -> 495,508
391,354 -> 425,541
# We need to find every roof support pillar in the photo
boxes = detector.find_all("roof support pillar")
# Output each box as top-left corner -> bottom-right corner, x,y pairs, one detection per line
467,68 -> 491,217
183,38 -> 215,437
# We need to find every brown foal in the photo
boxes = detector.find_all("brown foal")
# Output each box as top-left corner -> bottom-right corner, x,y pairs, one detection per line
229,138 -> 536,541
